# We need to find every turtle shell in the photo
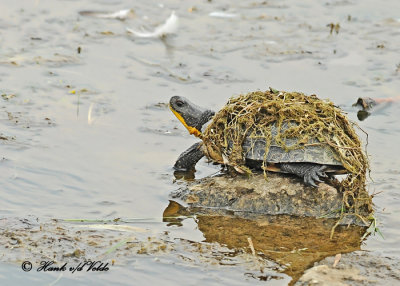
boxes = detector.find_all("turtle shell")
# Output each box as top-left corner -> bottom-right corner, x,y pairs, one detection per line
242,123 -> 343,166
201,91 -> 358,174
203,121 -> 344,172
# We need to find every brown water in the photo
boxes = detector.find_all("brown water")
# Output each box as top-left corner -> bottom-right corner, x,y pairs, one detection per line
0,0 -> 399,285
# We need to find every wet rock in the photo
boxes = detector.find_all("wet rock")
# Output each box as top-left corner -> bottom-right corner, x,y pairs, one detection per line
172,172 -> 360,223
296,251 -> 400,286
297,265 -> 366,285
353,97 -> 378,111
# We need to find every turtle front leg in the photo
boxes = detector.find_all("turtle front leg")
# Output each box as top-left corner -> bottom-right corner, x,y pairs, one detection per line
174,142 -> 204,171
280,163 -> 328,188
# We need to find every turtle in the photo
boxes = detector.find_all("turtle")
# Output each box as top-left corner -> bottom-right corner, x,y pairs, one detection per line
169,92 -> 348,187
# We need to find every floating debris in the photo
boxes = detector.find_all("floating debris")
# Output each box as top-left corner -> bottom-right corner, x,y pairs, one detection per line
1,93 -> 16,100
79,9 -> 135,20
327,23 -> 340,34
144,102 -> 169,110
126,11 -> 178,38
353,96 -> 400,121
247,237 -> 256,256
76,224 -> 147,233
88,103 -> 94,125
0,134 -> 15,141
100,31 -> 115,36
333,253 -> 341,268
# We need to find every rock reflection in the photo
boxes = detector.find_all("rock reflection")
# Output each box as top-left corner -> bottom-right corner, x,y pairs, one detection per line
163,200 -> 366,284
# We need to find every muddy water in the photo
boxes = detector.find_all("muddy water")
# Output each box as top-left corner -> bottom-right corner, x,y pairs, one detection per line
0,0 -> 399,285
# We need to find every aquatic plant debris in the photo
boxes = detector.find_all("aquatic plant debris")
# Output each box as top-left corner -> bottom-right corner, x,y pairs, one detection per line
327,23 -> 340,34
126,11 -> 178,38
76,224 -> 147,232
333,253 -> 341,268
1,93 -> 15,100
202,90 -> 372,222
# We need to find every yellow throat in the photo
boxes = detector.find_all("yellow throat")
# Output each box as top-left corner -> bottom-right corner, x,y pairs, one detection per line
170,105 -> 202,138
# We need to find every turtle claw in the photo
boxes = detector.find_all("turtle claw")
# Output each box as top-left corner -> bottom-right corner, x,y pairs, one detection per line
304,173 -> 318,188
304,165 -> 328,188
280,163 -> 328,188
311,172 -> 324,183
316,165 -> 328,178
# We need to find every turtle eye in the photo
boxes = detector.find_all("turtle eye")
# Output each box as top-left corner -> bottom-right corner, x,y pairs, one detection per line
176,100 -> 185,107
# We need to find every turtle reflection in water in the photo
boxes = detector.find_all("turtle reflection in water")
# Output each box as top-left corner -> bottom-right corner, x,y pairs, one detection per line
169,90 -> 367,189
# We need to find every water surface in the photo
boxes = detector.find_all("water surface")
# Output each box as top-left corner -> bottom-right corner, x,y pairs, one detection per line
1,0 -> 399,284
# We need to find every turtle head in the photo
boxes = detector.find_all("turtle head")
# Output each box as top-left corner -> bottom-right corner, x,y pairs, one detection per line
169,96 -> 215,138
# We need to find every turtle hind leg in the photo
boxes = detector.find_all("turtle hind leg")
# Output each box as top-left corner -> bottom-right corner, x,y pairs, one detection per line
174,142 -> 204,171
280,163 -> 328,188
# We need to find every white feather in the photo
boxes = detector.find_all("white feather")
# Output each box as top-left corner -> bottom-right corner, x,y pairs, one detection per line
126,11 -> 178,38
88,103 -> 94,125
209,11 -> 238,18
98,9 -> 134,20
79,9 -> 134,20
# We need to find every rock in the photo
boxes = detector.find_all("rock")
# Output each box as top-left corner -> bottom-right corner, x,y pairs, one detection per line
297,264 -> 366,286
296,251 -> 400,286
171,172 -> 362,222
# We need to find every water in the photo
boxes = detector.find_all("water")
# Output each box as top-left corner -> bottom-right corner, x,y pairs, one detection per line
0,0 -> 399,284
